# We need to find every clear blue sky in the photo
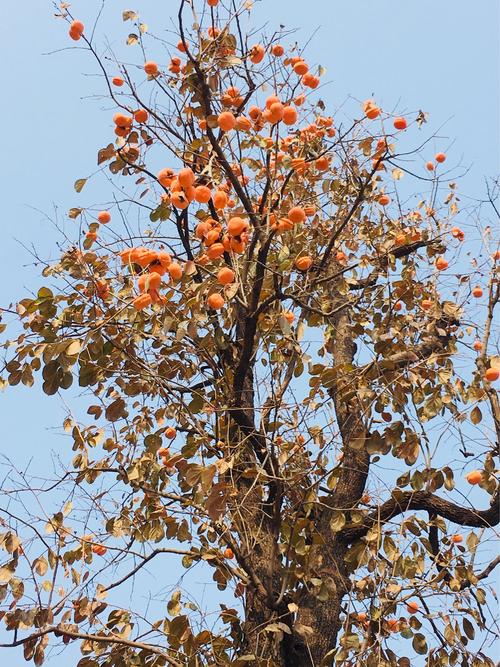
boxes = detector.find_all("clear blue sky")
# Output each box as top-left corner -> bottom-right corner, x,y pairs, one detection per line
0,1 -> 498,664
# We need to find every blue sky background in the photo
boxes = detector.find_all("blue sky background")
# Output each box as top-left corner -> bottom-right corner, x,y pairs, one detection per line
0,1 -> 498,664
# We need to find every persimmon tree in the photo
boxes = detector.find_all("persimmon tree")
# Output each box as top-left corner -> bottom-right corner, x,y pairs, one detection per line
1,2 -> 499,666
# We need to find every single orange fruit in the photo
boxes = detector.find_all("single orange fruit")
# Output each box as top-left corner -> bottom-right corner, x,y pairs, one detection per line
157,167 -> 175,188
485,367 -> 499,382
451,534 -> 463,544
235,116 -> 252,132
249,44 -> 265,64
288,207 -> 306,224
207,293 -> 225,309
217,267 -> 235,285
168,262 -> 183,280
406,601 -> 419,614
97,210 -> 111,224
170,192 -> 189,209
144,61 -> 159,76
223,547 -> 234,559
435,152 -> 446,163
472,286 -> 483,298
178,167 -> 195,188
194,185 -> 212,203
295,256 -> 313,271
227,216 -> 249,236
282,106 -> 298,125
165,426 -> 177,439
218,111 -> 236,131
137,272 -> 161,293
112,76 -> 124,87
473,340 -> 483,352
91,544 -> 107,556
302,73 -> 319,88
393,116 -> 407,130
435,257 -> 448,271
133,293 -> 153,310
315,156 -> 329,171
466,470 -> 482,485
272,44 -> 284,57
378,194 -> 390,206
293,60 -> 309,76
113,113 -> 132,128
206,243 -> 225,259
134,109 -> 149,123
426,161 -> 435,171
387,619 -> 399,632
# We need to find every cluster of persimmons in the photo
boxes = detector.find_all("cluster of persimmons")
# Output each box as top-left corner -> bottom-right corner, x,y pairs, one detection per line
68,8 -> 499,485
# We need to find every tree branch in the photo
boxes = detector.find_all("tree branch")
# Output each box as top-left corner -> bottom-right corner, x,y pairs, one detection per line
343,489 -> 500,541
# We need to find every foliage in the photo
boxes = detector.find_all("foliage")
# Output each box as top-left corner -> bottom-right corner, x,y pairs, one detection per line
1,1 -> 499,666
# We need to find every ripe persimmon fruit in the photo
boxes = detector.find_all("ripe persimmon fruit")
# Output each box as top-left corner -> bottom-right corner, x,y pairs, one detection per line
293,61 -> 309,76
178,167 -> 196,188
387,619 -> 400,632
472,286 -> 483,298
168,262 -> 183,280
194,185 -> 212,203
466,470 -> 482,485
435,257 -> 448,271
249,44 -> 265,64
485,367 -> 499,382
227,216 -> 248,236
451,534 -> 463,544
206,243 -> 225,259
97,211 -> 111,224
165,426 -> 177,439
137,272 -> 161,293
406,601 -> 419,614
133,294 -> 153,310
112,76 -> 124,87
207,293 -> 225,309
69,20 -> 84,40
282,106 -> 298,125
393,117 -> 407,130
134,109 -> 149,123
218,111 -> 236,131
272,44 -> 284,57
288,207 -> 306,224
91,544 -> 107,556
217,267 -> 235,285
435,152 -> 446,163
295,256 -> 313,271
144,61 -> 159,76
235,116 -> 252,132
